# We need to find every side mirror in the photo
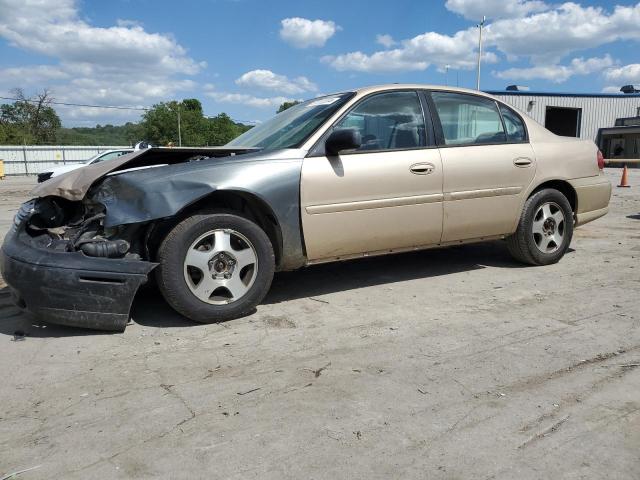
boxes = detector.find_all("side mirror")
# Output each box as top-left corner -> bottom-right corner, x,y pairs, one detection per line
325,128 -> 361,156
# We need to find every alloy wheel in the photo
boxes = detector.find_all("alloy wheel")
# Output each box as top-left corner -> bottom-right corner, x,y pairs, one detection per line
532,201 -> 565,254
183,229 -> 258,305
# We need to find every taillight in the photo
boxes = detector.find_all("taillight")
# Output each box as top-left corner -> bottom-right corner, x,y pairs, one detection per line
597,150 -> 605,170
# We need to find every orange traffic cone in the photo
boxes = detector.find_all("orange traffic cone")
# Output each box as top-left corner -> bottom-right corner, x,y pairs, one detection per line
618,165 -> 631,188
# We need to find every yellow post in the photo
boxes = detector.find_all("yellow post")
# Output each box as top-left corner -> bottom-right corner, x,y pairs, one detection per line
0,159 -> 4,180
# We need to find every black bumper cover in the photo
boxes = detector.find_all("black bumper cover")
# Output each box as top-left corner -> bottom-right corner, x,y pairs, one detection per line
0,226 -> 156,331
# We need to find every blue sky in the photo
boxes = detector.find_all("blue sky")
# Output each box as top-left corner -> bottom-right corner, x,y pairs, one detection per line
1,0 -> 639,126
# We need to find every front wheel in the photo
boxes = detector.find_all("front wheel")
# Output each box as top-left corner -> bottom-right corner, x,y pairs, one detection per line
156,212 -> 275,323
507,189 -> 574,266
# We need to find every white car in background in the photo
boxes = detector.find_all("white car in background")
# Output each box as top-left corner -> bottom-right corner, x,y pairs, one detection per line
37,149 -> 133,183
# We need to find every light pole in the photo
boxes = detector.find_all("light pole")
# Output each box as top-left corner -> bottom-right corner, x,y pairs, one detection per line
177,104 -> 182,147
445,64 -> 451,86
476,15 -> 486,91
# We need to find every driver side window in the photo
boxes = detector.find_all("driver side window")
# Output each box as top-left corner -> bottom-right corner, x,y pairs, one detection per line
334,91 -> 427,152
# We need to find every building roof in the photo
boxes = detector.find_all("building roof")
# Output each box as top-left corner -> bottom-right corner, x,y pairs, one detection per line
598,125 -> 640,136
486,90 -> 640,99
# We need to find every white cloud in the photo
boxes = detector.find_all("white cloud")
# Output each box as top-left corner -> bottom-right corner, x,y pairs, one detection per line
485,2 -> 640,64
375,34 -> 396,48
604,64 -> 640,84
601,86 -> 623,93
279,17 -> 339,48
494,55 -> 615,83
115,19 -> 142,28
325,2 -> 640,81
0,0 -> 202,75
235,69 -> 317,94
0,0 -> 203,124
0,65 -> 71,85
206,91 -> 296,109
322,51 -> 428,73
445,0 -> 549,20
324,29 -> 498,73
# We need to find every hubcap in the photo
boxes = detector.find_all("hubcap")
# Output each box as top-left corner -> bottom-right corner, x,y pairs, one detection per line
532,202 -> 565,254
183,229 -> 258,305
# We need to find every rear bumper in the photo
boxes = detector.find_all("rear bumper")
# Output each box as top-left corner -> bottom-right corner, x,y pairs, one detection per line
1,226 -> 156,331
570,176 -> 612,227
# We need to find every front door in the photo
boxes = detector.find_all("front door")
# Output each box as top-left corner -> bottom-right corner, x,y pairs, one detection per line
301,90 -> 443,261
428,91 -> 537,242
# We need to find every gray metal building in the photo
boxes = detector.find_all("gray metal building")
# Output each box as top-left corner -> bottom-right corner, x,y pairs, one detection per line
487,89 -> 640,162
486,90 -> 640,157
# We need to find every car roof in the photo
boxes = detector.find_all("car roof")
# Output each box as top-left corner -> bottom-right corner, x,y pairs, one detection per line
98,149 -> 133,154
349,84 -> 498,100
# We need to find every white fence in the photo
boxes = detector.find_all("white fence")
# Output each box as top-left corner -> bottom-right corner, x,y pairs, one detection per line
0,145 -> 129,176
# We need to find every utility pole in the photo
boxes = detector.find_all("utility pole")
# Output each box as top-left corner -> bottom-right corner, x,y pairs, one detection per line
177,104 -> 182,147
476,15 -> 486,91
445,65 -> 450,86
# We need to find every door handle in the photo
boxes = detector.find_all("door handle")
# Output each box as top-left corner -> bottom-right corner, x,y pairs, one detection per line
513,157 -> 533,167
410,163 -> 435,175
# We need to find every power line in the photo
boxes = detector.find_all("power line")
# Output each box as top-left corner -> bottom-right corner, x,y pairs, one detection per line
0,96 -> 258,125
0,96 -> 149,111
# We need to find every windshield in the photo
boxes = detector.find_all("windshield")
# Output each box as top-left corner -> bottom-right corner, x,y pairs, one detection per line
86,150 -> 131,165
84,153 -> 101,165
226,92 -> 354,150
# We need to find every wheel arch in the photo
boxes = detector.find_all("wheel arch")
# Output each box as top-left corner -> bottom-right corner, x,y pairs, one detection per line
528,179 -> 577,212
509,179 -> 578,233
147,189 -> 284,268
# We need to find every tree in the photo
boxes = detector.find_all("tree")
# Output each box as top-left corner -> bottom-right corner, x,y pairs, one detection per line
0,93 -> 250,147
205,113 -> 245,146
57,122 -> 144,146
277,101 -> 301,113
0,88 -> 61,143
140,98 -> 211,146
140,99 -> 251,146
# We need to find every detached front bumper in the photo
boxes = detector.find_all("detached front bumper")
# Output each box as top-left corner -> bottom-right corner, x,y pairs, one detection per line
0,225 -> 156,331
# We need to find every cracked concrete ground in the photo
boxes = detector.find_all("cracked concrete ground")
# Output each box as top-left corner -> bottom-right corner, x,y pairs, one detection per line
0,169 -> 638,479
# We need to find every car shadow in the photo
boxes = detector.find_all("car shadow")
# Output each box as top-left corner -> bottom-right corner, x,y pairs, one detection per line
132,240 -> 528,327
0,240 -> 530,337
131,286 -> 202,328
264,240 -> 524,304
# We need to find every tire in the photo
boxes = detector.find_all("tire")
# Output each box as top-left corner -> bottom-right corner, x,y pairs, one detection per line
155,211 -> 275,323
507,188 -> 573,266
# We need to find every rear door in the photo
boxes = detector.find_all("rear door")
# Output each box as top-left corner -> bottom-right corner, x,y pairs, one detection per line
427,91 -> 536,242
301,90 -> 443,261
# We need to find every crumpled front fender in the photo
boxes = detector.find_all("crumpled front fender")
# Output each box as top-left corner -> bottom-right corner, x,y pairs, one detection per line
91,153 -> 306,270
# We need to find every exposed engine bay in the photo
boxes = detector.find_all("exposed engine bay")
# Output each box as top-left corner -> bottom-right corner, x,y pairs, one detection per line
21,147 -> 263,263
22,196 -> 143,260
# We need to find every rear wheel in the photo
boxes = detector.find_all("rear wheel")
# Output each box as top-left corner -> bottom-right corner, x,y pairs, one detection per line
507,189 -> 573,266
156,211 -> 275,323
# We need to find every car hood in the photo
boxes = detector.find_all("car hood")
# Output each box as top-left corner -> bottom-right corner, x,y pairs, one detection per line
30,147 -> 259,201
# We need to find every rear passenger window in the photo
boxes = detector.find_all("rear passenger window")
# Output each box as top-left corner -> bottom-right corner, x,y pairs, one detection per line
335,91 -> 427,151
431,92 -> 506,146
499,104 -> 527,142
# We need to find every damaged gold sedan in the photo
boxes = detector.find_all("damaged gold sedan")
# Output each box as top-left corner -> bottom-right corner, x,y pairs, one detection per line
0,85 -> 611,330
